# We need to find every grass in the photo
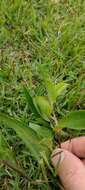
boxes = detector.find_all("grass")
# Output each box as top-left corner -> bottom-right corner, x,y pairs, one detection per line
0,0 -> 85,189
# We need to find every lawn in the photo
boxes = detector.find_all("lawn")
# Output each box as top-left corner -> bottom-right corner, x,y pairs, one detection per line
0,0 -> 85,189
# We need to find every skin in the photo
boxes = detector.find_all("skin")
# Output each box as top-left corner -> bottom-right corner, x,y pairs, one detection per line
51,137 -> 85,190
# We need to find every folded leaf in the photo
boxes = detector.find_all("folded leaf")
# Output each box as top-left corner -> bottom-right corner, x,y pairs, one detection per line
33,96 -> 52,121
45,79 -> 68,105
58,110 -> 85,130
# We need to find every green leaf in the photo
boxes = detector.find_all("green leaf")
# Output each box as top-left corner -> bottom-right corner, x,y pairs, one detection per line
0,113 -> 53,161
0,130 -> 16,163
45,79 -> 68,105
29,123 -> 54,139
58,110 -> 85,130
40,137 -> 53,152
0,70 -> 6,82
23,86 -> 50,125
33,96 -> 52,121
0,113 -> 44,161
23,86 -> 39,116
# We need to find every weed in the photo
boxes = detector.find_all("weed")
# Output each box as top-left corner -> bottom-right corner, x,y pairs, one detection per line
0,0 -> 85,189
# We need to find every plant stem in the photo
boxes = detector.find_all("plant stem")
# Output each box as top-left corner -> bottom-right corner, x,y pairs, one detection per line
53,111 -> 58,126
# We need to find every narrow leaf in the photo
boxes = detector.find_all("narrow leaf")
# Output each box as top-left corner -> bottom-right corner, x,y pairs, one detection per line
23,86 -> 39,116
40,151 -> 54,175
58,110 -> 85,130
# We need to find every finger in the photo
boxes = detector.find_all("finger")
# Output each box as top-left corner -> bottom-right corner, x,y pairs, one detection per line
52,148 -> 85,190
61,136 -> 85,158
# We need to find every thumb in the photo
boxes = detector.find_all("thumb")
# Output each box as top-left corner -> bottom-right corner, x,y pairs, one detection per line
51,148 -> 85,190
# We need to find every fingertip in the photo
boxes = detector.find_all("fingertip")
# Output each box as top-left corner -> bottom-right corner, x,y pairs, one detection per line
51,148 -> 85,190
51,148 -> 65,169
61,137 -> 85,158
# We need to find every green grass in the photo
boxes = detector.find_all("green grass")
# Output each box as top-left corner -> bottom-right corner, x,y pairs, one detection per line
0,0 -> 85,189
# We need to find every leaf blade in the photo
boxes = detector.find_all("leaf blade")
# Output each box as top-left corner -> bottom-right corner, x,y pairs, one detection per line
45,79 -> 68,105
0,130 -> 16,163
58,110 -> 85,130
33,96 -> 52,121
23,86 -> 39,116
0,113 -> 53,161
29,122 -> 54,139
0,113 -> 43,160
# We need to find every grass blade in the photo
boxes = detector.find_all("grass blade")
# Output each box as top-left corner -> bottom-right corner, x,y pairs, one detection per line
0,130 -> 16,163
23,86 -> 39,116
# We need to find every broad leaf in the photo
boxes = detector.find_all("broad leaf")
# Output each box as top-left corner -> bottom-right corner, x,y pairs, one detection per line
45,79 -> 68,105
58,110 -> 85,130
0,113 -> 53,162
0,113 -> 45,160
0,130 -> 16,163
33,96 -> 52,121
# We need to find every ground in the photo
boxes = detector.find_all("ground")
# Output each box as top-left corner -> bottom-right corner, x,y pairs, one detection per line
0,0 -> 85,189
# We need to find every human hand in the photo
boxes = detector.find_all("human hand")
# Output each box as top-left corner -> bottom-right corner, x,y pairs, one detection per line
51,137 -> 85,190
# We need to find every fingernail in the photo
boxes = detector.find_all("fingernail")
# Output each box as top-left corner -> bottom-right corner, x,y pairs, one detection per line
51,148 -> 65,169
